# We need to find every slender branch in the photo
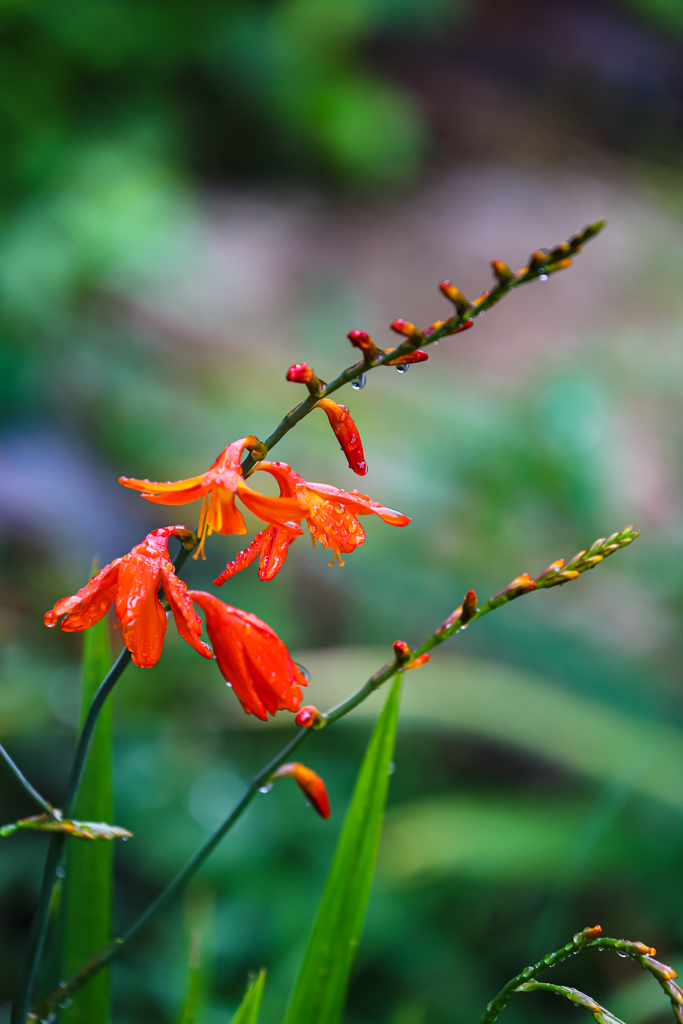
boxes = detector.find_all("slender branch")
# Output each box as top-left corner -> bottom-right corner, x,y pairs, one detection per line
0,744 -> 55,817
32,525 -> 634,1020
479,923 -> 683,1024
241,221 -> 605,474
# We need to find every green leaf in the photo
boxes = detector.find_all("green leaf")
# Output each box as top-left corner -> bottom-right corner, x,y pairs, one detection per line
231,969 -> 267,1024
60,612 -> 113,1024
284,675 -> 402,1024
178,928 -> 203,1024
0,813 -> 130,839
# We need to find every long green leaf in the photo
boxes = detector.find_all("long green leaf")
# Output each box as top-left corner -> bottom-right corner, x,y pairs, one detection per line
61,613 -> 113,1024
178,928 -> 202,1024
284,675 -> 402,1024
231,969 -> 267,1024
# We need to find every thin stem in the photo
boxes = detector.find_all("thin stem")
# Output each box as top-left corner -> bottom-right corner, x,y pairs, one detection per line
31,520 -> 634,1019
0,744 -> 55,816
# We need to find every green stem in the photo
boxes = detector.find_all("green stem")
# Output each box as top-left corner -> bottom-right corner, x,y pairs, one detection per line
0,743 -> 55,816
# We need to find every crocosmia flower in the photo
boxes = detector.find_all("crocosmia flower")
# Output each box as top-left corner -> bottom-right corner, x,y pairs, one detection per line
213,461 -> 410,582
188,591 -> 306,720
315,398 -> 367,475
119,437 -> 307,558
272,762 -> 331,819
44,528 -> 212,669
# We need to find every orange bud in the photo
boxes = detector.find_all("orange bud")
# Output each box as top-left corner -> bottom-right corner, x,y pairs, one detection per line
496,573 -> 537,600
491,260 -> 516,285
573,924 -> 602,944
393,640 -> 411,664
295,705 -> 321,728
315,398 -> 368,476
286,363 -> 324,397
438,280 -> 470,316
528,250 -> 548,273
384,349 -> 429,366
390,319 -> 423,339
403,652 -> 430,670
347,329 -> 379,363
273,762 -> 331,819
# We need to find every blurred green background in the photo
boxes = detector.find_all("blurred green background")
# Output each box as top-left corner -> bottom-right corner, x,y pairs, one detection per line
2,0 -> 683,1021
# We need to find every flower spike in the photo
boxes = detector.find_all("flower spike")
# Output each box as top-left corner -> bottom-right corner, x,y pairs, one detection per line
272,762 -> 331,819
188,591 -> 306,720
315,398 -> 368,476
44,527 -> 213,669
119,438 -> 307,560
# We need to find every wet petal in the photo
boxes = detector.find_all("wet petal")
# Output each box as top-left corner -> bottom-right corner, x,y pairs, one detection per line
44,560 -> 121,631
115,554 -> 167,668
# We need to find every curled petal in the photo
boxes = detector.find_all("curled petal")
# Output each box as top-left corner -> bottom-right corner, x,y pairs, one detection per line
238,483 -> 308,530
161,567 -> 212,660
273,762 -> 331,819
257,525 -> 298,581
315,398 -> 368,476
213,531 -> 267,585
44,560 -> 121,631
305,482 -> 411,526
115,554 -> 167,668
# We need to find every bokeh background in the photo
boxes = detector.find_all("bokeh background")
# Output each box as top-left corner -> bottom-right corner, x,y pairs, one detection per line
2,1 -> 683,1021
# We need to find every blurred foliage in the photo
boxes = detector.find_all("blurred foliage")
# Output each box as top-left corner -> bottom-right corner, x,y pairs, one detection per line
3,1 -> 683,1024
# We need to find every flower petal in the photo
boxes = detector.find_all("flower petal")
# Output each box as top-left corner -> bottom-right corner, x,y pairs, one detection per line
115,555 -> 167,668
161,567 -> 213,659
305,482 -> 411,526
44,560 -> 121,631
315,398 -> 368,476
238,484 -> 308,528
213,531 -> 267,586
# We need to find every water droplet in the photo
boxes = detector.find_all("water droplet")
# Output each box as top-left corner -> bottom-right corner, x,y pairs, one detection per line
396,364 -> 409,374
351,374 -> 367,390
433,340 -> 439,346
459,623 -> 468,631
259,783 -> 273,794
388,761 -> 396,775
122,836 -> 129,842
477,310 -> 485,317
539,273 -> 548,281
617,952 -> 628,958
55,866 -> 66,878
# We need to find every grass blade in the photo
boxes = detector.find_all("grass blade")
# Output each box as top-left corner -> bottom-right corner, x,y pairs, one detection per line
178,928 -> 202,1024
231,969 -> 267,1024
61,613 -> 113,1024
284,675 -> 402,1024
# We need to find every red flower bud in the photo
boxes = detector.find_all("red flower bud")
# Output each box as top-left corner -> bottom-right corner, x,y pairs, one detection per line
491,260 -> 516,285
461,589 -> 478,624
403,652 -> 430,670
315,398 -> 368,476
295,705 -> 321,728
347,329 -> 379,362
273,762 -> 331,818
393,639 -> 411,664
286,363 -> 314,383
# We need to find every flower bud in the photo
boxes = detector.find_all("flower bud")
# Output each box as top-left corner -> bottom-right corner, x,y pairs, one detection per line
295,705 -> 321,728
273,762 -> 331,819
438,280 -> 470,316
347,329 -> 380,363
390,319 -> 423,340
393,639 -> 411,664
244,436 -> 268,461
527,250 -> 548,274
573,925 -> 602,945
403,652 -> 430,670
461,589 -> 478,624
491,260 -> 516,285
384,349 -> 429,366
500,573 -> 537,600
286,363 -> 324,398
315,398 -> 368,476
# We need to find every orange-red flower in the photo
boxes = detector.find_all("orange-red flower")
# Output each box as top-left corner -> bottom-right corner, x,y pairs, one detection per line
315,398 -> 367,476
44,527 -> 213,669
188,590 -> 306,720
213,461 -> 410,583
272,762 -> 331,819
118,437 -> 307,559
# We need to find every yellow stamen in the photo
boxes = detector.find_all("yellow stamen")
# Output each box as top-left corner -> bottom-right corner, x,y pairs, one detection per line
193,494 -> 210,561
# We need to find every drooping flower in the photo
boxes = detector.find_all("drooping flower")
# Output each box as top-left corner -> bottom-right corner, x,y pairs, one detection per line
188,590 -> 306,720
213,461 -> 410,583
272,762 -> 331,818
44,527 -> 213,669
118,437 -> 307,558
315,397 -> 367,475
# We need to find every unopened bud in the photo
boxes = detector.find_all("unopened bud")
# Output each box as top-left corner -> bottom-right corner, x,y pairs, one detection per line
502,574 -> 537,600
295,705 -> 321,728
385,349 -> 429,366
286,363 -> 324,398
438,280 -> 470,316
316,398 -> 368,476
404,652 -> 431,671
391,319 -> 423,340
491,260 -> 516,285
461,589 -> 478,624
528,250 -> 548,274
244,436 -> 268,461
347,329 -> 380,363
550,242 -> 572,262
573,925 -> 602,945
273,762 -> 331,818
393,639 -> 411,664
